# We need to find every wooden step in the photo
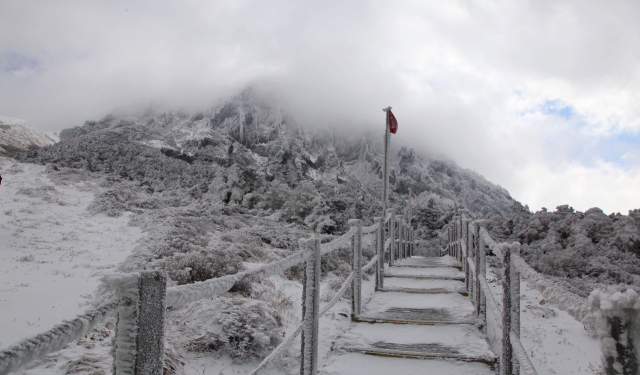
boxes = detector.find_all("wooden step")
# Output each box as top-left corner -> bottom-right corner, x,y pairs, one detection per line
353,316 -> 475,325
384,274 -> 465,281
377,287 -> 468,296
341,347 -> 498,366
391,264 -> 463,270
319,352 -> 496,374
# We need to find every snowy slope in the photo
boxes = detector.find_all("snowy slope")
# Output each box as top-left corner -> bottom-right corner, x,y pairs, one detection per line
0,116 -> 55,156
0,158 -> 144,350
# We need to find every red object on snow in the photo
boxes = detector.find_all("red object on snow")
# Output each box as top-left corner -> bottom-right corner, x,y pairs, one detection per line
411,190 -> 416,200
388,110 -> 398,134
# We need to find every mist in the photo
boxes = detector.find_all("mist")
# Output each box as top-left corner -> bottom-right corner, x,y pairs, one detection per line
2,0 -> 640,214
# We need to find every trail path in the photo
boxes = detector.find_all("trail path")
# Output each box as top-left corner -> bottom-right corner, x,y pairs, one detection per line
319,255 -> 497,375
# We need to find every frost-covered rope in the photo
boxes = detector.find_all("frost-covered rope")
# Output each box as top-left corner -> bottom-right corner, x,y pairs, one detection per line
384,212 -> 392,223
0,299 -> 121,375
321,226 -> 358,255
384,238 -> 392,251
511,254 -> 590,323
467,256 -> 476,276
478,226 -> 591,325
248,323 -> 303,375
479,278 -> 503,331
362,255 -> 379,273
320,271 -> 356,317
362,222 -> 380,234
167,249 -> 311,308
510,332 -> 538,375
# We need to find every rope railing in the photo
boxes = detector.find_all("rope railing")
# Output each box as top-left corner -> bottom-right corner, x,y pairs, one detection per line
445,214 -> 537,375
0,299 -> 121,375
448,213 -> 640,375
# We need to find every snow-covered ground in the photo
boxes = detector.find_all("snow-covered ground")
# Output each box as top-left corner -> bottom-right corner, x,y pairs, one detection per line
486,266 -> 601,375
0,158 -> 144,351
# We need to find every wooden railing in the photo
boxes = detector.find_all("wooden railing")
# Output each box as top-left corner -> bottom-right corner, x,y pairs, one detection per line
445,212 -> 640,375
0,208 -> 416,375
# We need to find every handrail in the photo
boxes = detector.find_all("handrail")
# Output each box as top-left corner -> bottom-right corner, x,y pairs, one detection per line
321,226 -> 358,255
0,299 -> 121,375
510,332 -> 538,375
167,248 -> 311,308
249,323 -> 304,375
479,278 -> 503,330
362,222 -> 380,234
362,254 -> 379,273
466,257 -> 476,275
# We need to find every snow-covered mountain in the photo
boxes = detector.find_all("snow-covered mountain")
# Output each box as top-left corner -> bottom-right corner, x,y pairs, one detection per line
0,116 -> 57,156
18,88 -> 513,235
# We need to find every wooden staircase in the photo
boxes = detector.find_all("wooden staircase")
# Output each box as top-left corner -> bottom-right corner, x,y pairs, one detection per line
319,256 -> 498,375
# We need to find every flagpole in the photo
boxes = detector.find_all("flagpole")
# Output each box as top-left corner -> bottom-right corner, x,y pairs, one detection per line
382,107 -> 392,217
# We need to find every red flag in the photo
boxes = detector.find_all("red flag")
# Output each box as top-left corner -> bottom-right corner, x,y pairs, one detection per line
387,109 -> 398,134
411,190 -> 416,200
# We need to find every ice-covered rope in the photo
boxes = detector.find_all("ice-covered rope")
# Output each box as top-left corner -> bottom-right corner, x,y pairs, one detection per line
248,323 -> 303,375
167,249 -> 311,308
479,278 -> 503,331
0,299 -> 121,375
467,257 -> 476,275
478,226 -> 591,325
510,332 -> 538,375
384,238 -> 392,251
362,255 -> 379,273
511,253 -> 590,323
320,271 -> 356,317
362,222 -> 379,234
320,226 -> 357,255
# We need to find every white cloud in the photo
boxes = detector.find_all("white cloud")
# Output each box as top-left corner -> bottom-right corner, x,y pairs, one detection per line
1,0 -> 639,212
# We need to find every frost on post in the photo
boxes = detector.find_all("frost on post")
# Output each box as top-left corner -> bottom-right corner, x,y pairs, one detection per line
590,288 -> 640,375
103,271 -> 167,375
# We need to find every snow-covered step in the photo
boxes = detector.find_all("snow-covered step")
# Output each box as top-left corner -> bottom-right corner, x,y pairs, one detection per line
385,265 -> 464,279
380,277 -> 467,294
335,323 -> 497,365
392,255 -> 462,268
319,352 -> 496,375
357,291 -> 476,324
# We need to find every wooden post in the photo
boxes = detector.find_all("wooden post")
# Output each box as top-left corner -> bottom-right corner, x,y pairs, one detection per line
511,245 -> 521,375
112,271 -> 167,375
478,224 -> 487,331
301,239 -> 321,375
474,226 -> 481,315
349,220 -> 363,319
447,228 -> 451,256
502,246 -> 513,375
375,216 -> 383,290
463,219 -> 470,295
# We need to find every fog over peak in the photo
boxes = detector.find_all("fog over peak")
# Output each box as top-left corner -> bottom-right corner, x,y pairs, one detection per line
2,0 -> 640,214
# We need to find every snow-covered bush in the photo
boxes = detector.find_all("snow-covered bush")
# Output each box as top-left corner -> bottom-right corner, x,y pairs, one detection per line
183,297 -> 283,361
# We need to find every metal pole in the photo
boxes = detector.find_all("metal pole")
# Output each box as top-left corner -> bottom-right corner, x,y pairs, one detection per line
381,107 -> 391,219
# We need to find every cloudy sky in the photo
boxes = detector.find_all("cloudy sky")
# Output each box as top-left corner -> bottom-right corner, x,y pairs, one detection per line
2,0 -> 639,214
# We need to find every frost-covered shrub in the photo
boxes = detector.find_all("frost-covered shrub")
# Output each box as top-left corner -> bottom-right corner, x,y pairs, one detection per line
155,248 -> 251,293
496,203 -> 640,286
184,297 -> 283,361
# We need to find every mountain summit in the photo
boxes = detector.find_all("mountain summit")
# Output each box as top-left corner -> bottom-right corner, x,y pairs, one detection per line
17,89 -> 513,234
0,116 -> 57,156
